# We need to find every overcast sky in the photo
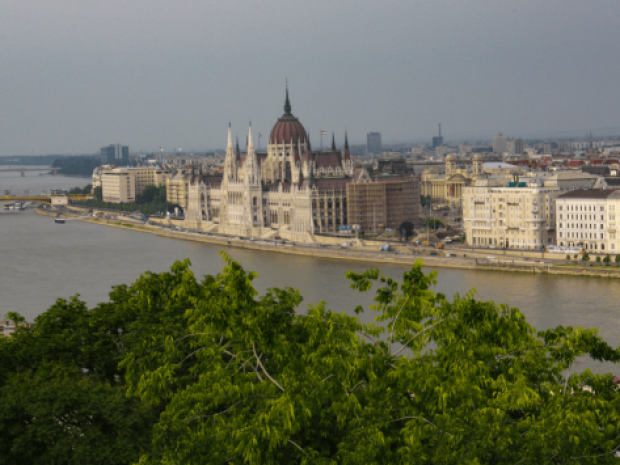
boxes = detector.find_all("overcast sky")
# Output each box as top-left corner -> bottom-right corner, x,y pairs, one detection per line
1,0 -> 619,155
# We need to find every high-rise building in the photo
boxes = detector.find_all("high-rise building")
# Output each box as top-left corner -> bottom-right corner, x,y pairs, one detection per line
101,144 -> 129,165
367,132 -> 382,155
492,132 -> 509,153
432,123 -> 444,148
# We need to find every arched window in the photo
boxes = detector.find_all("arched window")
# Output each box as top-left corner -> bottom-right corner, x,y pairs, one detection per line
253,197 -> 257,206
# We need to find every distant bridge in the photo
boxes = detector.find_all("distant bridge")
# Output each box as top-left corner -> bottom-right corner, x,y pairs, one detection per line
0,167 -> 60,177
0,194 -> 92,203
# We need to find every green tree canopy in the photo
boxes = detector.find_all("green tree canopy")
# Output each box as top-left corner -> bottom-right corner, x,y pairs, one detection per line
2,256 -> 620,464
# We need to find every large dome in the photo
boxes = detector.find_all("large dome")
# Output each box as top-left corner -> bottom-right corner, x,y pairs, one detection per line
269,89 -> 307,145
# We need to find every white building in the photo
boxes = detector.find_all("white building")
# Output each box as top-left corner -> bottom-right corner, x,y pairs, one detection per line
463,172 -> 597,250
556,190 -> 620,253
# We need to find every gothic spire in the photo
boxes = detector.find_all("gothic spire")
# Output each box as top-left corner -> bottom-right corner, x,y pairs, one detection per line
345,131 -> 349,150
331,132 -> 336,151
227,122 -> 233,150
284,82 -> 291,115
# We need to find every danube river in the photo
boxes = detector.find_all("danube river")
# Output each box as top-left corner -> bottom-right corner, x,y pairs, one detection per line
1,169 -> 619,374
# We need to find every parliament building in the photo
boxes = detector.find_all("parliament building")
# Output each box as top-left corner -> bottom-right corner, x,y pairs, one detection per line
183,89 -> 420,241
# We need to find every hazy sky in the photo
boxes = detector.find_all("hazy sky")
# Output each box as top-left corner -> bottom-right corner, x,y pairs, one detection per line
1,0 -> 619,155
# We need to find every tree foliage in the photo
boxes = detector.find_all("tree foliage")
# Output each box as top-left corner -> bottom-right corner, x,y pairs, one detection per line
52,156 -> 101,175
2,257 -> 620,464
78,185 -> 179,216
399,221 -> 415,240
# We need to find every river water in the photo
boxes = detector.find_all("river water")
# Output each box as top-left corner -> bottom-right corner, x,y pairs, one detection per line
1,169 -> 619,374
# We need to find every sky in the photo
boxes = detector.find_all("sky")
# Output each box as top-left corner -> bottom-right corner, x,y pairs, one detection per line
1,0 -> 619,155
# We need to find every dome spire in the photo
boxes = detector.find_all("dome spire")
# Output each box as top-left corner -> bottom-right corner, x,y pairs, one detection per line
284,81 -> 291,115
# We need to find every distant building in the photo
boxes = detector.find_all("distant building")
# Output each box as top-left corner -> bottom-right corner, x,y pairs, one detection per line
367,132 -> 382,155
507,138 -> 524,155
432,123 -> 444,148
492,133 -> 509,153
101,144 -> 129,165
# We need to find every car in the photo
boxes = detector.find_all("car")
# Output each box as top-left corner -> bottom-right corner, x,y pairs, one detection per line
489,245 -> 497,249
430,252 -> 438,256
482,245 -> 489,249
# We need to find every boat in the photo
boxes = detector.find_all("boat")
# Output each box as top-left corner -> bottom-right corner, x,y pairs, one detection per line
55,219 -> 65,224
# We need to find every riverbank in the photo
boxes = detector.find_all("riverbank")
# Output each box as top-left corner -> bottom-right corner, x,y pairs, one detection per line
38,208 -> 620,279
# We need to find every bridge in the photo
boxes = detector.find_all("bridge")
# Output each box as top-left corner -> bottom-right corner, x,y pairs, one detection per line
0,167 -> 60,177
0,194 -> 92,203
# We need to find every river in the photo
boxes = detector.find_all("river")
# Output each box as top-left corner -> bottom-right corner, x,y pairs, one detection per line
1,169 -> 619,374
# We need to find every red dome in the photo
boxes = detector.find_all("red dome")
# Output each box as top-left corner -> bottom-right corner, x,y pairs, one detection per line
270,114 -> 307,145
269,87 -> 307,145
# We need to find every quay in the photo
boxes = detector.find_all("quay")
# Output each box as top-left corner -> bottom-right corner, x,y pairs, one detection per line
37,207 -> 620,279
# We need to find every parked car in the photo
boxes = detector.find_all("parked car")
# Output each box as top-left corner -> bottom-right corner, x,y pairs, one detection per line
430,252 -> 438,256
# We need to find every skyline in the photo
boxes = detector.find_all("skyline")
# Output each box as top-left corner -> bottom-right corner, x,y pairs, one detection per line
2,0 -> 620,155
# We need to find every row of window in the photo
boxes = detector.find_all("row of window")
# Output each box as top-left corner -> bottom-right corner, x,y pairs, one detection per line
558,223 -> 604,230
559,232 -> 604,239
559,205 -> 605,212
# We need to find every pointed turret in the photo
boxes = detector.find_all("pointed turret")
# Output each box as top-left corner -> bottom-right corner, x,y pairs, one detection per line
331,132 -> 336,151
224,123 -> 237,181
235,135 -> 241,163
244,124 -> 260,185
343,132 -> 351,161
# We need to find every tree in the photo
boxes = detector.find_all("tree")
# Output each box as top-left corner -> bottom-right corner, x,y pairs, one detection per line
0,296 -> 157,465
566,254 -> 571,261
3,257 -> 620,464
399,221 -> 415,241
615,255 -> 620,266
583,253 -> 591,262
604,254 -> 611,265
422,217 -> 445,229
93,185 -> 102,201
574,254 -> 579,260
596,255 -> 602,263
121,256 -> 620,464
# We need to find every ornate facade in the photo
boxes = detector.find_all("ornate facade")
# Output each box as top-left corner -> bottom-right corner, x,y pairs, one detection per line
183,90 -> 419,242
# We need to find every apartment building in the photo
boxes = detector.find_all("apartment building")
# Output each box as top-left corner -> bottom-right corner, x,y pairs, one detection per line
463,172 -> 597,250
556,190 -> 620,252
101,170 -> 135,203
130,167 -> 172,196
96,166 -> 172,204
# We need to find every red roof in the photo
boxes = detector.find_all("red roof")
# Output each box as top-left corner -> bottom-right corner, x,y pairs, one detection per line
566,161 -> 585,166
269,115 -> 307,145
314,152 -> 342,168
